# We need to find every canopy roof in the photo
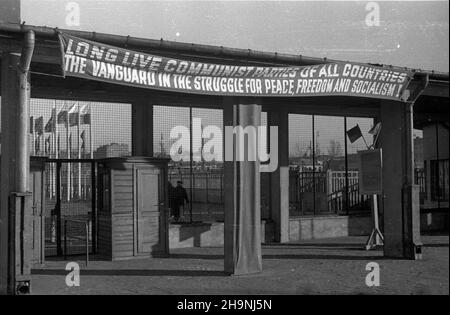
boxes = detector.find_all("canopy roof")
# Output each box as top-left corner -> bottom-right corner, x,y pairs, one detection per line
0,23 -> 448,80
0,23 -> 448,126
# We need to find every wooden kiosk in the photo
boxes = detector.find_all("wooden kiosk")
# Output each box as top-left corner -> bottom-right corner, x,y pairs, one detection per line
96,157 -> 170,260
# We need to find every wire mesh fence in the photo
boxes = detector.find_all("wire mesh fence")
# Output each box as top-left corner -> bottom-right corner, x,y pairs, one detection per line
28,98 -> 377,225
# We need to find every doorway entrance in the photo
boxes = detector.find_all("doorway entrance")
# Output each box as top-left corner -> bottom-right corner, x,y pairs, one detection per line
43,159 -> 96,260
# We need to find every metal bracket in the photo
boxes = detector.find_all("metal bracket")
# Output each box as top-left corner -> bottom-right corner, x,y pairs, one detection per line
402,74 -> 430,104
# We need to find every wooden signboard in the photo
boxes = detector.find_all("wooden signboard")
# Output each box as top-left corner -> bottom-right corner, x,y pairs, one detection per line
358,149 -> 382,195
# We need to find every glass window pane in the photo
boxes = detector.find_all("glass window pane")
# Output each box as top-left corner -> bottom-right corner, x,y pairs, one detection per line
29,99 -> 132,159
192,107 -> 224,222
346,117 -> 375,213
289,114 -> 314,216
314,115 -> 345,214
154,105 -> 191,222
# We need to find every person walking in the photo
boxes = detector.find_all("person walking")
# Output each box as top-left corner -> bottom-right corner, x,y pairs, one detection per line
172,180 -> 189,222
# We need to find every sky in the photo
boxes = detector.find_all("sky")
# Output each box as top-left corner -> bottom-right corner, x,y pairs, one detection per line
3,1 -> 447,156
20,0 -> 449,72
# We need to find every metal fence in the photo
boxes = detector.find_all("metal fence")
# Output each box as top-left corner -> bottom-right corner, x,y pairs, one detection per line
415,168 -> 427,203
289,169 -> 371,216
44,160 -> 96,259
168,168 -> 224,222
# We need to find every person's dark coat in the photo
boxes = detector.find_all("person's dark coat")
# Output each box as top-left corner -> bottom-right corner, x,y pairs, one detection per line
173,185 -> 189,207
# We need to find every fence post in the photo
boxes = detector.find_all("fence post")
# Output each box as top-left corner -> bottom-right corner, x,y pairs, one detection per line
220,173 -> 223,204
190,172 -> 195,222
63,220 -> 67,260
206,173 -> 212,220
297,171 -> 302,215
206,173 -> 209,203
85,221 -> 89,267
91,162 -> 96,254
56,161 -> 62,256
327,170 -> 332,196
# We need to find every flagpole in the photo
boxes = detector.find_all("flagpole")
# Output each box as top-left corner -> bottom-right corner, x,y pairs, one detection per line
361,133 -> 370,150
66,101 -> 71,201
39,133 -> 42,156
77,102 -> 82,198
54,100 -> 58,158
53,100 -> 57,198
89,102 -> 93,159
82,132 -> 86,199
54,102 -> 58,199
32,121 -> 35,156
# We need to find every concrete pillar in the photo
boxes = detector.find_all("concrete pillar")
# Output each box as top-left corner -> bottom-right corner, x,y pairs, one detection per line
223,97 -> 262,275
379,100 -> 422,259
1,53 -> 32,294
131,101 -> 154,156
268,109 -> 290,243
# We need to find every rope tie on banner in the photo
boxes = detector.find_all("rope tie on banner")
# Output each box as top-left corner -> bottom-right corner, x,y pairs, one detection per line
53,27 -> 63,39
125,35 -> 130,48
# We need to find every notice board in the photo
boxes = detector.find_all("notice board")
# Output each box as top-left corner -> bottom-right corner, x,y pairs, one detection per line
358,149 -> 383,195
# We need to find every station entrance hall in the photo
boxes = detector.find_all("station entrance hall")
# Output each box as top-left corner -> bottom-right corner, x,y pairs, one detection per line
0,22 -> 448,294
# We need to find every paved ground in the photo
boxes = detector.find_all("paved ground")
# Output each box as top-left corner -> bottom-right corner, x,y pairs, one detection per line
31,235 -> 449,295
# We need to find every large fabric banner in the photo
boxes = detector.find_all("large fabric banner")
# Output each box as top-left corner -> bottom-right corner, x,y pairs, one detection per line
58,33 -> 413,100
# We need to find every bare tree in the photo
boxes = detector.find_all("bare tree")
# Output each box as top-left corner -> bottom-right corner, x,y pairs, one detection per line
294,142 -> 307,158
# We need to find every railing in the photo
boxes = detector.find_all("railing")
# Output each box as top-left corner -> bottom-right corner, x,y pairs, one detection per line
415,168 -> 426,203
327,182 -> 371,214
289,169 -> 371,216
169,169 -> 224,205
168,168 -> 371,218
168,169 -> 224,221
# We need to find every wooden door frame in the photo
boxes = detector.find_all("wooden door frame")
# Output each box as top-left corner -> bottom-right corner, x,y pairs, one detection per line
132,164 -> 169,257
30,159 -> 46,265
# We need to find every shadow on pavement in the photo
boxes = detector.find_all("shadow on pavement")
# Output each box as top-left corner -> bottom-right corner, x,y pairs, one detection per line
169,253 -> 223,260
423,243 -> 449,248
167,253 -> 385,261
261,254 -> 384,260
263,243 -> 366,248
32,269 -> 227,277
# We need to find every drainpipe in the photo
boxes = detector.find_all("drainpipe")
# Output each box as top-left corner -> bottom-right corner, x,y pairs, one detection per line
16,30 -> 35,193
403,73 -> 429,260
405,74 -> 429,187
